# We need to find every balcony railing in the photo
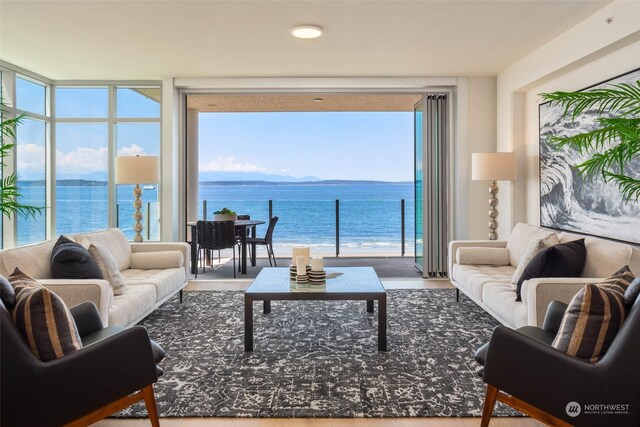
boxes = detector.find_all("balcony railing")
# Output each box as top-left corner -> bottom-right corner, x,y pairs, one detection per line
199,199 -> 414,257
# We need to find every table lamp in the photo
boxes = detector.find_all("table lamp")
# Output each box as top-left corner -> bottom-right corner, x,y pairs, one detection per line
471,152 -> 516,240
115,155 -> 160,242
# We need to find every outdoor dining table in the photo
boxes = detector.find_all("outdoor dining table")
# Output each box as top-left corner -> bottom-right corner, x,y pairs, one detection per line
187,219 -> 266,275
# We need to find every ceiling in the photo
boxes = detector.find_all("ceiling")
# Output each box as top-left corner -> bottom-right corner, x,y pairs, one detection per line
187,94 -> 422,112
0,1 -> 609,80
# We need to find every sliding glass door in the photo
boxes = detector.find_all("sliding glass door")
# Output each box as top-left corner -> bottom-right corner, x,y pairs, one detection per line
414,100 -> 423,271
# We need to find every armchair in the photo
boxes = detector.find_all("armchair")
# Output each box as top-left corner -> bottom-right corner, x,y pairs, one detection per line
1,299 -> 164,427
475,298 -> 640,427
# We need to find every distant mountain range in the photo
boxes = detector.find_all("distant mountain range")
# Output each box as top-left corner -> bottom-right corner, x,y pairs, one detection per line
198,171 -> 320,182
200,180 -> 411,186
19,179 -> 411,186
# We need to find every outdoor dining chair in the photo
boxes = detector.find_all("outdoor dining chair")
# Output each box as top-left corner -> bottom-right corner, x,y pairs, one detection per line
195,220 -> 238,278
246,216 -> 279,267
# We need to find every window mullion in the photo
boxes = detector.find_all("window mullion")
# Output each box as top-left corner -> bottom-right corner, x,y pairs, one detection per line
108,84 -> 116,229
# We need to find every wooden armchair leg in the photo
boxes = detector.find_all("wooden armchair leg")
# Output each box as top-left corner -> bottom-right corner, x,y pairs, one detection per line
481,384 -> 498,427
142,384 -> 160,427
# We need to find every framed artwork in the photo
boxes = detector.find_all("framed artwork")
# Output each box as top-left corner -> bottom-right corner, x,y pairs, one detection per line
539,68 -> 640,244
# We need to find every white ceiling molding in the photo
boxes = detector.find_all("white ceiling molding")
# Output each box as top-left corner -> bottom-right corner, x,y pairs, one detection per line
175,77 -> 459,93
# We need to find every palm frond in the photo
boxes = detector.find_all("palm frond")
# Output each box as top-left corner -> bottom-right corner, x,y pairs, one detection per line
547,117 -> 640,155
0,175 -> 44,220
573,138 -> 639,177
0,112 -> 24,142
603,172 -> 640,203
540,81 -> 640,119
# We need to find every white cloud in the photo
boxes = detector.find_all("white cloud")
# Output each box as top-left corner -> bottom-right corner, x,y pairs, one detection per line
117,144 -> 146,156
16,144 -> 46,171
200,156 -> 267,173
57,147 -> 108,172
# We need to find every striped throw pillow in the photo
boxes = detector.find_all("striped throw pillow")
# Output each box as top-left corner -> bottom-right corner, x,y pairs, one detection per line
9,267 -> 82,362
552,265 -> 635,362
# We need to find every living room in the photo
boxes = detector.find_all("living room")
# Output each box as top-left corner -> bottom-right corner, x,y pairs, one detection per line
1,1 -> 639,426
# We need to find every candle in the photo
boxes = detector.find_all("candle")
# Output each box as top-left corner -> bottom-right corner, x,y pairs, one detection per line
292,246 -> 310,266
311,256 -> 324,271
296,256 -> 306,275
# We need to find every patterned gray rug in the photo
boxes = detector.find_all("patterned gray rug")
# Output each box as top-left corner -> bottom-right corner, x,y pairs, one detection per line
118,289 -> 517,418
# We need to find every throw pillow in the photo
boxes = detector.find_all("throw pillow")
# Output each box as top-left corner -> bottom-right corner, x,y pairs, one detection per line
624,277 -> 640,307
516,239 -> 586,301
552,266 -> 634,362
511,233 -> 559,287
51,235 -> 104,280
9,267 -> 83,361
455,247 -> 510,266
88,243 -> 127,296
0,274 -> 16,308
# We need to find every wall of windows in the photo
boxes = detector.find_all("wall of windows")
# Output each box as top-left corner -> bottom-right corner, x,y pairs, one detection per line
14,76 -> 49,246
114,88 -> 161,241
0,64 -> 161,248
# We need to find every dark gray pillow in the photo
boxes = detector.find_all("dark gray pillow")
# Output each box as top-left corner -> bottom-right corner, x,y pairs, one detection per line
0,274 -> 15,308
624,277 -> 640,307
50,235 -> 103,280
516,239 -> 586,301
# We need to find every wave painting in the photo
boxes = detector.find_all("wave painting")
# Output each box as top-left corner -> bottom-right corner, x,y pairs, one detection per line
539,68 -> 640,244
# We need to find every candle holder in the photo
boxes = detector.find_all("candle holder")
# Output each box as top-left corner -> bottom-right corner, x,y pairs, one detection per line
290,265 -> 311,281
308,270 -> 326,284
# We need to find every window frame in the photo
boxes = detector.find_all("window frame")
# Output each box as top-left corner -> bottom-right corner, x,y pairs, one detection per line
1,66 -> 52,248
0,63 -> 162,248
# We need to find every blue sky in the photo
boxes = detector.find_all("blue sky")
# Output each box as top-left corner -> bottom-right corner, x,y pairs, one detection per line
14,80 -> 414,182
198,111 -> 413,181
15,84 -> 161,180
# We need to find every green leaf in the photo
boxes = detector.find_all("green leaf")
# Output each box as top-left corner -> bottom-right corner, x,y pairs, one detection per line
603,172 -> 640,203
540,81 -> 640,119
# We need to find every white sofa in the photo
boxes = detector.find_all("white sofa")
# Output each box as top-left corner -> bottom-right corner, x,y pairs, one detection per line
0,228 -> 190,327
449,223 -> 640,328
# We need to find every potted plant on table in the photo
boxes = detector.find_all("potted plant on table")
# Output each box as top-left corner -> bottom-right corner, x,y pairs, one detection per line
213,207 -> 237,222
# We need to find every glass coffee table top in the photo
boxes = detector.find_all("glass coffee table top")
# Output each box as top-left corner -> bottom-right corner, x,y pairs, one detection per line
246,266 -> 384,295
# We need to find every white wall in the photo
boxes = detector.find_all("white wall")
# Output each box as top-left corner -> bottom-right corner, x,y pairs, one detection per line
497,0 -> 640,237
186,108 -> 199,224
161,78 -> 183,241
524,40 -> 640,225
466,77 -> 498,239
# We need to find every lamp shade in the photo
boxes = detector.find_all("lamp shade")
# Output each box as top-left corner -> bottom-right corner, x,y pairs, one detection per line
115,156 -> 160,184
471,152 -> 516,181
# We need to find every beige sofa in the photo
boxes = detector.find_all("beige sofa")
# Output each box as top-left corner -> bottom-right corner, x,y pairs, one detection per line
0,228 -> 190,327
449,223 -> 640,328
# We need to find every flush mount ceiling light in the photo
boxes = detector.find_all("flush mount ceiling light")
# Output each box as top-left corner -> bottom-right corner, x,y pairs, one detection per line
291,25 -> 323,39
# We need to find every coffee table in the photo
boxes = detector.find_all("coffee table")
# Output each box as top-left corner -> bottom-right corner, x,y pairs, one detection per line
244,266 -> 387,351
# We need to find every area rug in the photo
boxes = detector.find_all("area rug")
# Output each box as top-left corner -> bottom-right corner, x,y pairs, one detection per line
117,289 -> 516,418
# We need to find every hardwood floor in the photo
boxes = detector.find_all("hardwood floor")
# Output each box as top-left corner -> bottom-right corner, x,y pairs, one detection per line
96,278 -> 544,427
96,417 -> 545,426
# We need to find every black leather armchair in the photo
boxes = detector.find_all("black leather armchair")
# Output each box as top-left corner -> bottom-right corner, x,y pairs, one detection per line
1,299 -> 164,427
475,298 -> 640,427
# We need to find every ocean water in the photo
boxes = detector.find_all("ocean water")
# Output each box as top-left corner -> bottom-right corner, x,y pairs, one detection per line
14,182 -> 415,255
197,182 -> 415,255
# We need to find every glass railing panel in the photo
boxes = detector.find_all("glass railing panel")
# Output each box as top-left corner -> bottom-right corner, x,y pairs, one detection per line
197,197 -> 414,257
340,199 -> 414,256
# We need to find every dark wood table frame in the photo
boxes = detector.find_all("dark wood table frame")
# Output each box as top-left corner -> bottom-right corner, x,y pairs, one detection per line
188,220 -> 265,275
244,291 -> 387,352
